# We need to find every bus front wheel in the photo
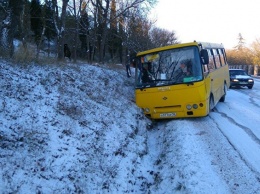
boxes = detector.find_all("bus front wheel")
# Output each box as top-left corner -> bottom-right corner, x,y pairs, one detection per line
220,83 -> 227,102
209,95 -> 214,111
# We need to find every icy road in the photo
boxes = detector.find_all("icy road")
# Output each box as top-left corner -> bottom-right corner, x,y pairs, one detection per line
145,78 -> 260,193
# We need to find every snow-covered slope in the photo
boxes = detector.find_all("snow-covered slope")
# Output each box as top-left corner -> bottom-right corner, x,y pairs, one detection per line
1,61 -> 260,193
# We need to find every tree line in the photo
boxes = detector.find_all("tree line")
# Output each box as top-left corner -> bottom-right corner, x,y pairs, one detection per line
226,33 -> 260,67
0,0 -> 178,64
1,1 -> 258,67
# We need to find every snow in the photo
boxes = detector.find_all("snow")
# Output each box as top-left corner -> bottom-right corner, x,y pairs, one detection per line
1,60 -> 260,193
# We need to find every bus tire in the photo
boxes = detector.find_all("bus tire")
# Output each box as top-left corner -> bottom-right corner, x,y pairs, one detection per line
220,83 -> 227,102
209,94 -> 214,111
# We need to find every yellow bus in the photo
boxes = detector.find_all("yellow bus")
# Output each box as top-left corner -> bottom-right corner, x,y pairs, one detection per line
135,41 -> 230,119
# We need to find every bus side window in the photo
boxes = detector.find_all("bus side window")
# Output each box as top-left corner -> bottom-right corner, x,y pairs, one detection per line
207,49 -> 216,72
213,49 -> 221,69
219,49 -> 226,66
203,64 -> 209,74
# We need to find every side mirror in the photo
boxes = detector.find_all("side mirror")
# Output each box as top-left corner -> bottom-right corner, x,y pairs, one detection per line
201,49 -> 209,64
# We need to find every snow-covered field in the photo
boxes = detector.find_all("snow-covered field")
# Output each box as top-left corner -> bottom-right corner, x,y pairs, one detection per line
0,60 -> 260,193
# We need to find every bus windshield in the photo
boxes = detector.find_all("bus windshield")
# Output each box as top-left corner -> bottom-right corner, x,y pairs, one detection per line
135,46 -> 203,88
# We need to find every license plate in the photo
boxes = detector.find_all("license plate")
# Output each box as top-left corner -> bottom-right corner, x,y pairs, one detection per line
160,113 -> 176,117
240,82 -> 247,84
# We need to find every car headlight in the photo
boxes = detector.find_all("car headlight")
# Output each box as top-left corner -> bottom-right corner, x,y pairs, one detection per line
232,79 -> 239,82
248,79 -> 254,82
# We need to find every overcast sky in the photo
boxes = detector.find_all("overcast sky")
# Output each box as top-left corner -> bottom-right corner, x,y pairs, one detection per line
150,0 -> 260,49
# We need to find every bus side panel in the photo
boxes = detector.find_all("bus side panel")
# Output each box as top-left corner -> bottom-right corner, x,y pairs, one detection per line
208,64 -> 230,105
203,75 -> 212,114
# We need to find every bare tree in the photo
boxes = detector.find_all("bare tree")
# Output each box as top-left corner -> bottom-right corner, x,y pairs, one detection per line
85,0 -> 156,62
89,0 -> 110,62
149,27 -> 179,48
20,1 -> 31,53
117,0 -> 156,63
69,0 -> 83,62
0,0 -> 25,58
107,0 -> 119,60
234,33 -> 246,51
250,39 -> 260,65
51,0 -> 69,61
79,0 -> 92,61
0,0 -> 173,63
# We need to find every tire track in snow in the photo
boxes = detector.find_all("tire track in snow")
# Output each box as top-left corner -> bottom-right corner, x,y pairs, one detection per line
231,88 -> 260,108
209,111 -> 260,175
192,116 -> 260,193
214,107 -> 260,146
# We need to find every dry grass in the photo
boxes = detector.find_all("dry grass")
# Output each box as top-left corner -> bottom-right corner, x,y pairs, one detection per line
12,44 -> 126,69
13,44 -> 58,65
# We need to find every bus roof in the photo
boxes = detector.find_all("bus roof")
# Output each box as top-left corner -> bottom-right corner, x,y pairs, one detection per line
136,41 -> 225,56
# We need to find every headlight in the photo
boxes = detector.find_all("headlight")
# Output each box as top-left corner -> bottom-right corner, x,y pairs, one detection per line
232,79 -> 239,82
193,104 -> 198,109
143,108 -> 150,113
248,79 -> 254,82
186,104 -> 192,110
